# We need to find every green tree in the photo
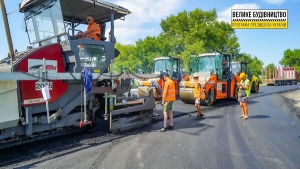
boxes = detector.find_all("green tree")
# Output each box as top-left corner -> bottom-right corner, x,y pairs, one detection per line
114,8 -> 240,73
249,56 -> 264,76
114,36 -> 171,73
236,53 -> 252,62
135,36 -> 164,73
180,41 -> 206,72
263,63 -> 276,79
234,53 -> 263,77
114,43 -> 140,73
279,48 -> 300,72
159,8 -> 240,70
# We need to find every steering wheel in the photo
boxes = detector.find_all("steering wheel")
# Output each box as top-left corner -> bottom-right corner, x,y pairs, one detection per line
67,28 -> 84,39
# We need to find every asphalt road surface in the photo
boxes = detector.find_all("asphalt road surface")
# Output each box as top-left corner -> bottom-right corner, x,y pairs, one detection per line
1,84 -> 300,169
153,84 -> 300,115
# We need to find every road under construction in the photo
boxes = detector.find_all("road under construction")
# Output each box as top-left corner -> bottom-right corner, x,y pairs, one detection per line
0,0 -> 300,168
1,84 -> 300,168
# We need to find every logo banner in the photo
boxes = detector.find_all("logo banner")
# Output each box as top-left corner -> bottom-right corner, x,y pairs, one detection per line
231,9 -> 288,29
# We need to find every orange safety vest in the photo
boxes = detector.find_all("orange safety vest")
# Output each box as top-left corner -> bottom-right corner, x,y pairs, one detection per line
163,78 -> 176,101
194,82 -> 200,98
87,22 -> 101,40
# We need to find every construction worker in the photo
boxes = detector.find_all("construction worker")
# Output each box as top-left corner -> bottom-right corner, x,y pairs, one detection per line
238,72 -> 251,120
222,58 -> 228,66
222,57 -> 229,78
159,73 -> 176,132
76,15 -> 101,40
193,74 -> 204,119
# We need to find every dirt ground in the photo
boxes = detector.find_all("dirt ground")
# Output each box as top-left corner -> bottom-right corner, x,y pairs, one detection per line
279,89 -> 300,121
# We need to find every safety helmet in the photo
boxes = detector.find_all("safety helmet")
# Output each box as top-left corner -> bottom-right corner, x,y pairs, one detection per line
192,74 -> 199,78
240,72 -> 246,78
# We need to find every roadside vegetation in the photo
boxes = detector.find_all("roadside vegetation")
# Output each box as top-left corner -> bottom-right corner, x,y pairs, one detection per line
113,8 -> 299,81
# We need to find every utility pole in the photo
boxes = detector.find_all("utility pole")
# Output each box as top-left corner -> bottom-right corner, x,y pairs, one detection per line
0,0 -> 15,66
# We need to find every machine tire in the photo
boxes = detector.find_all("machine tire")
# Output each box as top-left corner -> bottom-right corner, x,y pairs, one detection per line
234,86 -> 239,101
201,88 -> 216,106
251,81 -> 259,93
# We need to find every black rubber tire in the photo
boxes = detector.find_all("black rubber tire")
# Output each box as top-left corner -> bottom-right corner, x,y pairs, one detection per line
201,89 -> 216,106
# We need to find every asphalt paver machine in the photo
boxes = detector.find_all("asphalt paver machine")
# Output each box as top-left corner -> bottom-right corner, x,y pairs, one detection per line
0,0 -> 159,149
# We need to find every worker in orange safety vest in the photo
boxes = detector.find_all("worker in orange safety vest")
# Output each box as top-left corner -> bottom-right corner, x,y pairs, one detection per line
76,15 -> 101,40
159,73 -> 176,132
193,74 -> 204,119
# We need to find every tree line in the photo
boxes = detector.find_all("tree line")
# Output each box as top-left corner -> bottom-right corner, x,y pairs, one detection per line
113,8 -> 299,80
262,49 -> 300,80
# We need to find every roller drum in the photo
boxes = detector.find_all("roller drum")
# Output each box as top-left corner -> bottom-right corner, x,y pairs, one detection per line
179,88 -> 195,104
137,86 -> 150,97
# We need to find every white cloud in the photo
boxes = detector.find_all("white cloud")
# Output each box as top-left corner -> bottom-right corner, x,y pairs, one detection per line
107,0 -> 183,44
263,0 -> 286,5
112,26 -> 157,44
218,3 -> 260,23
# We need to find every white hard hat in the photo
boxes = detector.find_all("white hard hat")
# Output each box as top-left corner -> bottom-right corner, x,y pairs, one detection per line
192,73 -> 199,78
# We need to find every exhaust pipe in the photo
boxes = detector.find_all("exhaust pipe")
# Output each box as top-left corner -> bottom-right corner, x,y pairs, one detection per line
0,0 -> 15,61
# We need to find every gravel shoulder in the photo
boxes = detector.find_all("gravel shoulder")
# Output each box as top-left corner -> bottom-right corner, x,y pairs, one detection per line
279,89 -> 300,121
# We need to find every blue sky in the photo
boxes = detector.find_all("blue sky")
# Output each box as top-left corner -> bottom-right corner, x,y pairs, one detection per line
0,0 -> 299,66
